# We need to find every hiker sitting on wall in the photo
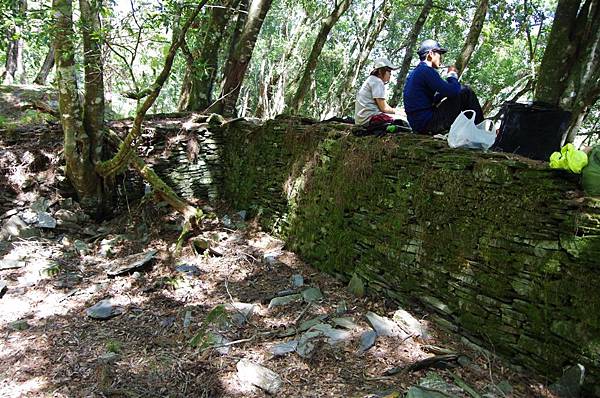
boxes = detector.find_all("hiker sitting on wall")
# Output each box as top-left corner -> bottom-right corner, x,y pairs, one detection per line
403,39 -> 484,135
355,57 -> 406,128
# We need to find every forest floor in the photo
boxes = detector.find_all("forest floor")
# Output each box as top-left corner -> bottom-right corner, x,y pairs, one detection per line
0,93 -> 561,397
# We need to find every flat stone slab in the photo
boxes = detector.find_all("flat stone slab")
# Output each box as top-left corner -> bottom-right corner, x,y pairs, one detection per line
268,293 -> 302,309
332,317 -> 359,330
393,309 -> 428,339
208,332 -> 230,355
0,258 -> 26,270
298,316 -> 327,332
226,302 -> 257,325
550,364 -> 585,398
358,330 -> 377,353
296,330 -> 323,358
86,299 -> 123,319
107,249 -> 158,276
309,323 -> 352,344
290,274 -> 304,287
175,264 -> 202,276
270,340 -> 299,357
302,287 -> 323,302
236,359 -> 282,395
366,311 -> 410,338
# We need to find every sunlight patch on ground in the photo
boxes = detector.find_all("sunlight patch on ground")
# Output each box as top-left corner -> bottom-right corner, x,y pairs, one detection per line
0,377 -> 48,398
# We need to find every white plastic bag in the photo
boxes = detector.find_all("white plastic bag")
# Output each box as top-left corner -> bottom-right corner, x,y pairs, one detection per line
447,110 -> 496,150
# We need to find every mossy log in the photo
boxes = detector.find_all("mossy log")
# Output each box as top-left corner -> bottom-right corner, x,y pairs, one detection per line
218,116 -> 600,392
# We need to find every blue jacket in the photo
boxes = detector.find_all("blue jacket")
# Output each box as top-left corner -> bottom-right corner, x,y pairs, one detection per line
403,62 -> 461,132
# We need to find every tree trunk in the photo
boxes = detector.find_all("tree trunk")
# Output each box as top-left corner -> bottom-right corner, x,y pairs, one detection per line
390,0 -> 433,107
33,46 -> 55,85
178,0 -> 239,111
289,0 -> 352,114
211,0 -> 272,116
54,0 -> 206,219
330,1 -> 390,116
454,0 -> 489,77
535,0 -> 600,143
79,0 -> 105,163
53,0 -> 101,212
97,0 -> 209,177
3,0 -> 27,85
264,15 -> 311,118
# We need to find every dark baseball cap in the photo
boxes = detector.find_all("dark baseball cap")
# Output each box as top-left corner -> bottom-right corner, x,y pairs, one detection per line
417,39 -> 448,56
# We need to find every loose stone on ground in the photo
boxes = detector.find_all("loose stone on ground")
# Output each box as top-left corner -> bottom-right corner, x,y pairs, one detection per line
86,299 -> 124,320
236,359 -> 282,395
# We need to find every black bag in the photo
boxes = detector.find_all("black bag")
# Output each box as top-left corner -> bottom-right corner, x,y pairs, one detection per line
492,102 -> 571,161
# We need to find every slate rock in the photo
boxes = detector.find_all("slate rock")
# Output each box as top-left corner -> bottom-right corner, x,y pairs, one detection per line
175,264 -> 202,276
208,332 -> 231,355
302,287 -> 323,302
221,215 -> 233,228
98,352 -> 120,364
86,299 -> 123,319
358,330 -> 377,353
365,311 -> 409,338
236,359 -> 282,395
270,340 -> 299,357
160,316 -> 176,328
393,309 -> 428,339
415,372 -> 464,397
54,209 -> 79,224
36,212 -> 57,228
0,258 -> 26,270
268,293 -> 302,309
348,273 -> 365,297
1,215 -> 39,239
276,288 -> 296,297
309,323 -> 352,344
406,387 -> 451,398
296,330 -> 323,358
226,302 -> 257,325
290,274 -> 304,287
74,240 -> 89,256
332,317 -> 358,330
30,197 -> 50,213
298,316 -> 327,332
237,210 -> 247,220
99,236 -> 124,257
550,364 -> 585,398
263,252 -> 281,266
336,300 -> 348,315
107,249 -> 157,276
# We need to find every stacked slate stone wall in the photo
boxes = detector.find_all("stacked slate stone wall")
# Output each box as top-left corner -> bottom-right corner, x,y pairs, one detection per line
219,116 -> 600,392
110,117 -> 224,203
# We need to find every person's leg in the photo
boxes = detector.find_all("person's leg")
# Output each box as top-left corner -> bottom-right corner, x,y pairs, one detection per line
460,85 -> 484,124
424,86 -> 484,134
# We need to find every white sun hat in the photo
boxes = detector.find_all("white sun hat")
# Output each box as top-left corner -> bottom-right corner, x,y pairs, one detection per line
372,57 -> 399,70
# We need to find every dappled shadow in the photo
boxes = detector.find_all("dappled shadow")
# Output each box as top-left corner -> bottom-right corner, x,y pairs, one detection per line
0,207 -> 558,397
0,116 -> 558,397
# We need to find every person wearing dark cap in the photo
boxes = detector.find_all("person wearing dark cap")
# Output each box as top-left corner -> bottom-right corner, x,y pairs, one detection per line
403,39 -> 484,134
355,57 -> 404,126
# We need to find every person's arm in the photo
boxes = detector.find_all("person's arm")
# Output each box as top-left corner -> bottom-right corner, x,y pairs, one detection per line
374,98 -> 397,114
425,66 -> 460,98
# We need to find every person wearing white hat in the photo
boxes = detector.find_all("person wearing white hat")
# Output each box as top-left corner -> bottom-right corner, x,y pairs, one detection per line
354,57 -> 404,126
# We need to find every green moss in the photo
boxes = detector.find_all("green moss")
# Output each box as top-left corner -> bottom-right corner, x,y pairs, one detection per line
219,117 -> 600,386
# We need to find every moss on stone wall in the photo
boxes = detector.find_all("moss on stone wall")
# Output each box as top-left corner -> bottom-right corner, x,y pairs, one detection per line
219,116 -> 600,391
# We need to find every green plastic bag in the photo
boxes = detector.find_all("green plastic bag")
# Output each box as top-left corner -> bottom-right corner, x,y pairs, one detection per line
549,143 -> 588,173
582,146 -> 600,196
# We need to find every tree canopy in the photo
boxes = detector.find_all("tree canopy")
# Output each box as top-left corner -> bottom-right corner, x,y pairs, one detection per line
1,0 -> 600,213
